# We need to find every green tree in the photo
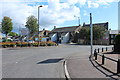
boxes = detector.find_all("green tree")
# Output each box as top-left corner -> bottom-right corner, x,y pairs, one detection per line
8,32 -> 18,37
93,25 -> 106,40
25,15 -> 38,38
79,27 -> 90,44
2,16 -> 13,39
79,25 -> 106,44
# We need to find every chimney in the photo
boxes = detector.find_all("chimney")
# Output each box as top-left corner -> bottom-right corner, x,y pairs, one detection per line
83,22 -> 85,27
43,28 -> 45,31
54,26 -> 56,29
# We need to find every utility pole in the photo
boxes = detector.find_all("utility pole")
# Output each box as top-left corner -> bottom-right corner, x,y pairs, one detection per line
90,13 -> 93,56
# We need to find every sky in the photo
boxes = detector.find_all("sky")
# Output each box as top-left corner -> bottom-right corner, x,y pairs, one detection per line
0,0 -> 119,34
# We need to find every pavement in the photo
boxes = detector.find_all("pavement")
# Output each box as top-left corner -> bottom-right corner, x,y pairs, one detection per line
65,51 -> 120,79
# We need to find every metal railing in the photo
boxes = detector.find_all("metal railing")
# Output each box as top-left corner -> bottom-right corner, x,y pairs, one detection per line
93,47 -> 120,74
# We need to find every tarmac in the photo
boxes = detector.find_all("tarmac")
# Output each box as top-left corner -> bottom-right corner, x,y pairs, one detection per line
65,52 -> 120,80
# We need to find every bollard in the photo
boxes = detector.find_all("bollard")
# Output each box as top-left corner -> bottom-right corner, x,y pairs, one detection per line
106,47 -> 107,51
102,48 -> 104,52
95,50 -> 97,60
102,55 -> 105,65
112,47 -> 114,51
98,48 -> 99,53
117,59 -> 120,74
94,49 -> 96,56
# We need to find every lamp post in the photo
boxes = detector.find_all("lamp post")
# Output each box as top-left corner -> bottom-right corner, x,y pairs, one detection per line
74,15 -> 80,26
38,5 -> 43,46
90,13 -> 93,56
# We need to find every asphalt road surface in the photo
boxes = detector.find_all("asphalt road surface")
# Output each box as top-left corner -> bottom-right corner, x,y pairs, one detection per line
2,44 -> 112,78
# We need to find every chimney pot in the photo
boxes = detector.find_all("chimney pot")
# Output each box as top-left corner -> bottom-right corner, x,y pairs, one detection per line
54,26 -> 56,29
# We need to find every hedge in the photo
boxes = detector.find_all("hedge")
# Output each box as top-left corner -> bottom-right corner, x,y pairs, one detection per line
0,41 -> 58,48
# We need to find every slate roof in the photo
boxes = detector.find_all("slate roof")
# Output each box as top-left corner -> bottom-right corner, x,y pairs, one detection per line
51,26 -> 80,33
83,22 -> 108,30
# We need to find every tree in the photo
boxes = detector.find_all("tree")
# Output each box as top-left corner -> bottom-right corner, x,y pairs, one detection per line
25,15 -> 38,38
79,25 -> 106,44
93,25 -> 106,40
114,34 -> 120,52
8,32 -> 18,37
79,27 -> 90,44
2,16 -> 13,39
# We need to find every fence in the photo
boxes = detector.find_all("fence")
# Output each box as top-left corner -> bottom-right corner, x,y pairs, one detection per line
93,47 -> 120,74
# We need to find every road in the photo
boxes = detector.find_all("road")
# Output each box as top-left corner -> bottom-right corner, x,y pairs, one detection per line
2,44 -> 112,78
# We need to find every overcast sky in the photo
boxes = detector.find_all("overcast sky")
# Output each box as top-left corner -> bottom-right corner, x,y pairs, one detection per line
0,0 -> 119,33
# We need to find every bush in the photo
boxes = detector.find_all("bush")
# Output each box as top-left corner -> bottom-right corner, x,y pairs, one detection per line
16,42 -> 21,47
2,44 -> 7,48
46,41 -> 58,46
47,43 -> 52,46
114,34 -> 120,52
33,43 -> 38,47
115,34 -> 120,45
40,42 -> 47,46
2,39 -> 12,42
1,41 -> 58,48
10,44 -> 15,47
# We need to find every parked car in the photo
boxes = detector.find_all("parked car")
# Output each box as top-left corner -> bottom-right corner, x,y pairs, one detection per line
28,40 -> 35,43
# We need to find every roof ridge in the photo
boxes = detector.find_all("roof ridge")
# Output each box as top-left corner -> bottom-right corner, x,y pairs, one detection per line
84,22 -> 108,25
55,26 -> 79,29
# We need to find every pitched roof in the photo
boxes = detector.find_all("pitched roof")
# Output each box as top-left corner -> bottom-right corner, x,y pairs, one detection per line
51,26 -> 80,33
83,22 -> 108,30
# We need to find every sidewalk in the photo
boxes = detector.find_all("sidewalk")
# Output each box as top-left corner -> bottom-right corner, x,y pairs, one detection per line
65,53 -> 119,79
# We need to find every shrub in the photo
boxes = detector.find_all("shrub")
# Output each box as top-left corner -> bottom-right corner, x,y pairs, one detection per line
2,39 -> 12,42
115,34 -> 120,45
16,42 -> 21,47
40,42 -> 47,46
33,43 -> 38,47
1,41 -> 58,48
46,41 -> 58,46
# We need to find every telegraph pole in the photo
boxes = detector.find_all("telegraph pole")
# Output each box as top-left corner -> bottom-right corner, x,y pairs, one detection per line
90,13 -> 93,56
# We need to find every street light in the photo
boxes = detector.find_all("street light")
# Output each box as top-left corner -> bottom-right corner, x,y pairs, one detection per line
90,13 -> 93,56
74,15 -> 80,26
38,5 -> 43,46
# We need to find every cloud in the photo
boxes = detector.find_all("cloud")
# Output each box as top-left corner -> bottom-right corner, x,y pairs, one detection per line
78,0 -> 87,5
87,1 -> 99,8
0,0 -> 118,31
83,10 -> 89,16
87,0 -> 119,8
0,0 -> 80,30
39,1 -> 80,27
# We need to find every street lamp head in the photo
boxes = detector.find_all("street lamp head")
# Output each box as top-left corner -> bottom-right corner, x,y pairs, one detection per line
38,5 -> 43,8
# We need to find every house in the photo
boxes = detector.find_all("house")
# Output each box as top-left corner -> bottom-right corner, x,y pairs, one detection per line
39,28 -> 50,37
109,30 -> 120,45
34,29 -> 50,41
49,26 -> 81,43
